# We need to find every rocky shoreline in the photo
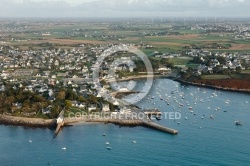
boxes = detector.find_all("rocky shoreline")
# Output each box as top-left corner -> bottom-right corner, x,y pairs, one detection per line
0,115 -> 145,128
0,115 -> 57,128
176,79 -> 250,94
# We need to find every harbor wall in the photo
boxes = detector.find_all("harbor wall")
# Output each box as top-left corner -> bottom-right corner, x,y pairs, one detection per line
0,115 -> 56,128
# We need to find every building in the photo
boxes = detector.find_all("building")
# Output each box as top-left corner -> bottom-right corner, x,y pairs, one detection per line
102,104 -> 110,112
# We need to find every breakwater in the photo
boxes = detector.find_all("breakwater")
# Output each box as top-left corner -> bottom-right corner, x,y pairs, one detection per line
142,121 -> 178,134
64,118 -> 178,135
0,115 -> 56,128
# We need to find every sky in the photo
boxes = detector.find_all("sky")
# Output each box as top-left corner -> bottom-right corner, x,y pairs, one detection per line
0,0 -> 249,18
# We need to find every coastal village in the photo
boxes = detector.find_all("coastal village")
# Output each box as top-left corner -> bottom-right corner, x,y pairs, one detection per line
0,43 -> 249,120
1,1 -> 250,165
0,19 -> 250,134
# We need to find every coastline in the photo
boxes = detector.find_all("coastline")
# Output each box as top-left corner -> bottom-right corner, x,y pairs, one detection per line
108,74 -> 169,83
113,74 -> 250,94
0,114 -> 56,128
0,115 -> 144,128
176,79 -> 250,94
1,76 -> 249,128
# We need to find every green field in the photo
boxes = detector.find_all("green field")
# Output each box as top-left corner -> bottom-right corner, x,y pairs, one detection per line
241,70 -> 250,74
169,57 -> 191,64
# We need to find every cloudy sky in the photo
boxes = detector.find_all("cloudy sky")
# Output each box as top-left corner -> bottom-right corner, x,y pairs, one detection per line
0,0 -> 249,18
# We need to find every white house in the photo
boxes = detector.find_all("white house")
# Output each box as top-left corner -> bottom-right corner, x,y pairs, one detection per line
88,104 -> 97,112
54,60 -> 59,66
113,100 -> 119,106
102,104 -> 110,112
57,117 -> 64,124
158,67 -> 171,72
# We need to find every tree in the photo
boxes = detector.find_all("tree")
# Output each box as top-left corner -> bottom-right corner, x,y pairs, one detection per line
65,100 -> 72,109
160,58 -> 174,68
217,56 -> 226,65
88,95 -> 98,103
50,106 -> 59,118
0,93 -> 6,114
33,102 -> 42,112
236,67 -> 241,73
32,95 -> 46,102
66,90 -> 77,100
56,91 -> 66,100
191,57 -> 203,64
213,66 -> 222,74
5,96 -> 15,108
15,94 -> 24,102
22,100 -> 31,111
78,96 -> 86,102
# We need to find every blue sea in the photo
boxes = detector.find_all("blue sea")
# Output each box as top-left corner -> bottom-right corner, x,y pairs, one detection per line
1,79 -> 250,166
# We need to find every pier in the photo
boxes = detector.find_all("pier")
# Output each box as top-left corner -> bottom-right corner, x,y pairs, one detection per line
110,91 -> 141,99
65,116 -> 178,135
144,109 -> 162,116
142,120 -> 178,134
53,108 -> 65,138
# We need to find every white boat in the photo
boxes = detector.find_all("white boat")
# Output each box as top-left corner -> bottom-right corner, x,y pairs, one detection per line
62,147 -> 67,150
235,120 -> 243,126
133,140 -> 137,144
107,147 -> 112,150
106,142 -> 110,145
28,137 -> 32,143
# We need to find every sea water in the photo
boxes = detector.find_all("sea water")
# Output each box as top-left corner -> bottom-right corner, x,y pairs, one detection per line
0,79 -> 250,166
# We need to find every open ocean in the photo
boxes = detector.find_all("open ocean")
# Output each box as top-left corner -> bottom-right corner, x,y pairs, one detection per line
1,79 -> 250,166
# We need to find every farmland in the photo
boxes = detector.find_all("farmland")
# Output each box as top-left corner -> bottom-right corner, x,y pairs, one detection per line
1,19 -> 250,54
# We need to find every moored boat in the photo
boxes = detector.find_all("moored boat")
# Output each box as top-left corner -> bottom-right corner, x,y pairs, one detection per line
235,120 -> 243,126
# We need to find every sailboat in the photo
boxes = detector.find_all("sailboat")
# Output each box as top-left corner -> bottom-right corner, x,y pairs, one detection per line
29,137 -> 32,143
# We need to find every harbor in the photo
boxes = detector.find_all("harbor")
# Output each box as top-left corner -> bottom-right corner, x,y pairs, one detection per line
1,78 -> 249,166
64,117 -> 178,135
61,105 -> 178,135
